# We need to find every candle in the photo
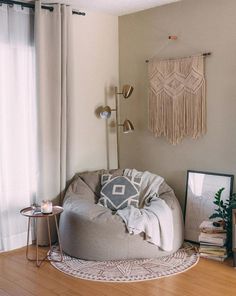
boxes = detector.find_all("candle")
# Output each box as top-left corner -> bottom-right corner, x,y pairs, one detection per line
41,200 -> 53,214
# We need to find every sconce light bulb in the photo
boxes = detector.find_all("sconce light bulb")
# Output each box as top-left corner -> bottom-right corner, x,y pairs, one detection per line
100,106 -> 112,119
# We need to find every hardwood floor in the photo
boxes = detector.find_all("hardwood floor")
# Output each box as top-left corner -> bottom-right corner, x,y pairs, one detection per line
0,246 -> 236,296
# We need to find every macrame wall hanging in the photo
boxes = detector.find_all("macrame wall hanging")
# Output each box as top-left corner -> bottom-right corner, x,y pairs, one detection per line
148,53 -> 207,145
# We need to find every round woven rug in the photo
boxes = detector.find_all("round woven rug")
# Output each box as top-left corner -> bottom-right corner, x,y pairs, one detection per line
49,245 -> 199,282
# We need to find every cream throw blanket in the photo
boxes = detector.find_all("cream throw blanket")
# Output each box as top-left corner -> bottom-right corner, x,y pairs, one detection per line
116,169 -> 174,251
148,55 -> 206,145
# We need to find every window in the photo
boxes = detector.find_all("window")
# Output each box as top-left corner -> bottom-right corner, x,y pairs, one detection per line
0,4 -> 36,251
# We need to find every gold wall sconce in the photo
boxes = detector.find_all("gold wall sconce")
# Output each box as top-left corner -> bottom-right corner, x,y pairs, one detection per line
100,84 -> 134,168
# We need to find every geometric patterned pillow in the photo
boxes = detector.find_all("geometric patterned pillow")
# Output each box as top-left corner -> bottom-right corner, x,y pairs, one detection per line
98,174 -> 142,211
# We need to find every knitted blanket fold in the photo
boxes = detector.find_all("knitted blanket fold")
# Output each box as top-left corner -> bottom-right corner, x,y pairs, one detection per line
116,169 -> 174,252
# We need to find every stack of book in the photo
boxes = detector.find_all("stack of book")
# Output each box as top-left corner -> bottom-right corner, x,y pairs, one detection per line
198,220 -> 227,261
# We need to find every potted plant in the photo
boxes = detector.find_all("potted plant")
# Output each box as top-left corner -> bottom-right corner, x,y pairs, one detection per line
210,188 -> 236,252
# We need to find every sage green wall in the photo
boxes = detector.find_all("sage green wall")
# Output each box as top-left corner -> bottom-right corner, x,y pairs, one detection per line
119,0 -> 236,208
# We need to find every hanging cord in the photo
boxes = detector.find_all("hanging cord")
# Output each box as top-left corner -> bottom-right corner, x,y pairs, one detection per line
145,39 -> 172,63
145,35 -> 211,63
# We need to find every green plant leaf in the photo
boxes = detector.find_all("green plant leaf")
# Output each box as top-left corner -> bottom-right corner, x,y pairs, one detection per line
209,213 -> 222,219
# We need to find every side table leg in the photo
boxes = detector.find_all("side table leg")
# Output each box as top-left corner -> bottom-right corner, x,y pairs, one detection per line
47,216 -> 52,257
26,217 -> 31,260
36,218 -> 40,267
233,252 -> 236,268
24,216 -> 49,267
54,215 -> 63,262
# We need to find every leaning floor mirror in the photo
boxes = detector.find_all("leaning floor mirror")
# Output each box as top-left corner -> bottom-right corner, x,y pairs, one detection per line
184,170 -> 234,243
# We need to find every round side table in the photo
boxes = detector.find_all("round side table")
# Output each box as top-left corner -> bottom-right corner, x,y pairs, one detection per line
20,206 -> 63,267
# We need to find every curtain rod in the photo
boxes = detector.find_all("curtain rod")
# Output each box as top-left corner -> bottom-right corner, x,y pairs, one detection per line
145,52 -> 212,63
0,0 -> 86,15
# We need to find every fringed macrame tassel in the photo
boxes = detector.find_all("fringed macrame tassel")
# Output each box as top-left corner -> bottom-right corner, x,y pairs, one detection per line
148,56 -> 206,145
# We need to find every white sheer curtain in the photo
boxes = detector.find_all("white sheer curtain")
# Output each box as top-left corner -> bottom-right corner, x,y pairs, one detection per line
0,1 -> 73,250
0,4 -> 36,251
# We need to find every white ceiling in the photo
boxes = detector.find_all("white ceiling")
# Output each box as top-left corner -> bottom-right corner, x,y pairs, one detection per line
43,0 -> 181,16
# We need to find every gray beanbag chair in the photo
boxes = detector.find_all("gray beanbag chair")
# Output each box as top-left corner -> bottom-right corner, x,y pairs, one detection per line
59,169 -> 184,260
